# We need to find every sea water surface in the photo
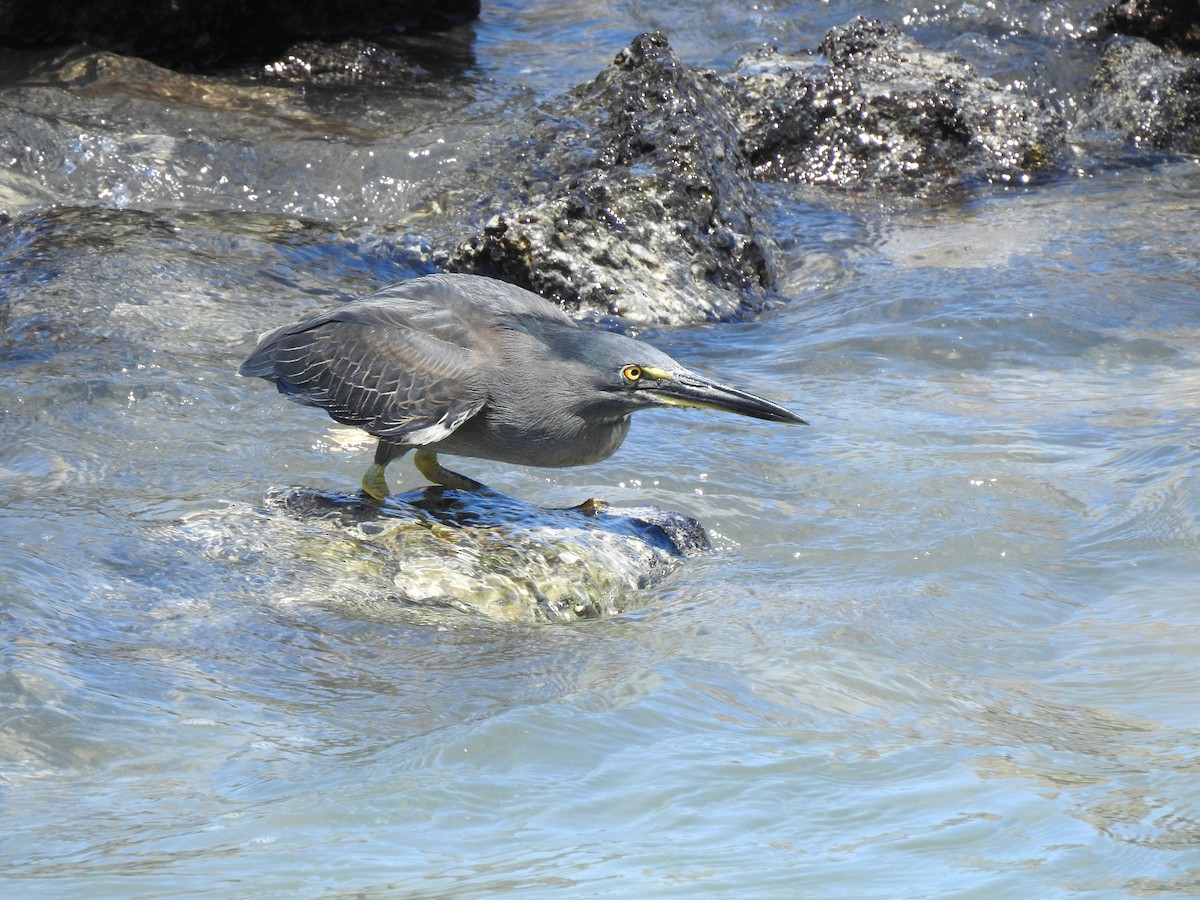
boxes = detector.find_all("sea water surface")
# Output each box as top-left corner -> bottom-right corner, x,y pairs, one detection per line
2,1 -> 1199,896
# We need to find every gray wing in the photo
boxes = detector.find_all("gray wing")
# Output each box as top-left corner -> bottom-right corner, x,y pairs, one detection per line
239,291 -> 489,446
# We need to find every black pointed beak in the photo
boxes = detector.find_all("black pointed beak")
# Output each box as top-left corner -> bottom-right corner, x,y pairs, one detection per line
649,370 -> 808,425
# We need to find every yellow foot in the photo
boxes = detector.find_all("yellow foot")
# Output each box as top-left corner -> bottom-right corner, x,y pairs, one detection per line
361,462 -> 390,501
413,448 -> 485,492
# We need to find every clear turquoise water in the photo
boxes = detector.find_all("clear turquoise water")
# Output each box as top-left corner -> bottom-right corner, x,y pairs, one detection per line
2,1 -> 1199,895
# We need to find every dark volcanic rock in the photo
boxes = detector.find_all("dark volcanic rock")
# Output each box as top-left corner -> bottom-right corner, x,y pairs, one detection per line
1080,36 -> 1200,154
1096,0 -> 1200,55
0,0 -> 480,69
445,32 -> 775,325
439,23 -> 1070,320
728,17 -> 1066,195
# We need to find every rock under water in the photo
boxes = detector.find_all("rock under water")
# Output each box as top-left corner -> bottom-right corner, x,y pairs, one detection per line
262,484 -> 712,624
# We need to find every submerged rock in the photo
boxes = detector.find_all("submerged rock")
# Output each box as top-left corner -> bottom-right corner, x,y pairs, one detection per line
257,30 -> 476,84
727,17 -> 1065,195
444,32 -> 775,325
259,38 -> 430,85
1080,36 -> 1200,154
263,484 -> 711,624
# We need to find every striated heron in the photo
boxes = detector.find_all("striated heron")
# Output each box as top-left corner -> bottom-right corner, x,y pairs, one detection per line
239,273 -> 806,500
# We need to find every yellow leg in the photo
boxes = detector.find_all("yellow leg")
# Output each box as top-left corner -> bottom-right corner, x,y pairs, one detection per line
413,448 -> 485,492
361,462 -> 390,501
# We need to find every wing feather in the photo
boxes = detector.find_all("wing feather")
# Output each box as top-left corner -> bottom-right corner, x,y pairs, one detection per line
239,290 -> 490,446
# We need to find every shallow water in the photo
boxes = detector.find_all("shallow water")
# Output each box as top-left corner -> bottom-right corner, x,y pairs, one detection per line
3,0 -> 1200,895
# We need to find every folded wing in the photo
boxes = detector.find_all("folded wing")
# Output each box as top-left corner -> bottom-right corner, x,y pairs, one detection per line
239,294 -> 488,446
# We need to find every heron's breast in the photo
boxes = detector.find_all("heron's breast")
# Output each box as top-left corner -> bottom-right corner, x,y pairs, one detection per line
433,408 -> 631,468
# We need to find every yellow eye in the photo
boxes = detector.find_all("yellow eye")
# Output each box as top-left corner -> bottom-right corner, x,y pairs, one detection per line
622,365 -> 643,383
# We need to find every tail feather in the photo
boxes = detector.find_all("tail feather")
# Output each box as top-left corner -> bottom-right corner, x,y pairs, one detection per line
239,325 -> 325,409
238,345 -> 277,378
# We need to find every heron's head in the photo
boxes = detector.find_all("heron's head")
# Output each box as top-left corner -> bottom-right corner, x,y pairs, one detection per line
560,327 -> 808,426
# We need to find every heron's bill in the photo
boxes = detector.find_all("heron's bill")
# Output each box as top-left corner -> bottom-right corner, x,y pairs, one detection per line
650,371 -> 808,425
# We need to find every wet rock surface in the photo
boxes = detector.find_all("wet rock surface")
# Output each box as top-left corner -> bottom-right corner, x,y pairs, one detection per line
435,23 -> 1071,320
727,17 -> 1066,195
444,32 -> 775,325
1080,36 -> 1200,154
